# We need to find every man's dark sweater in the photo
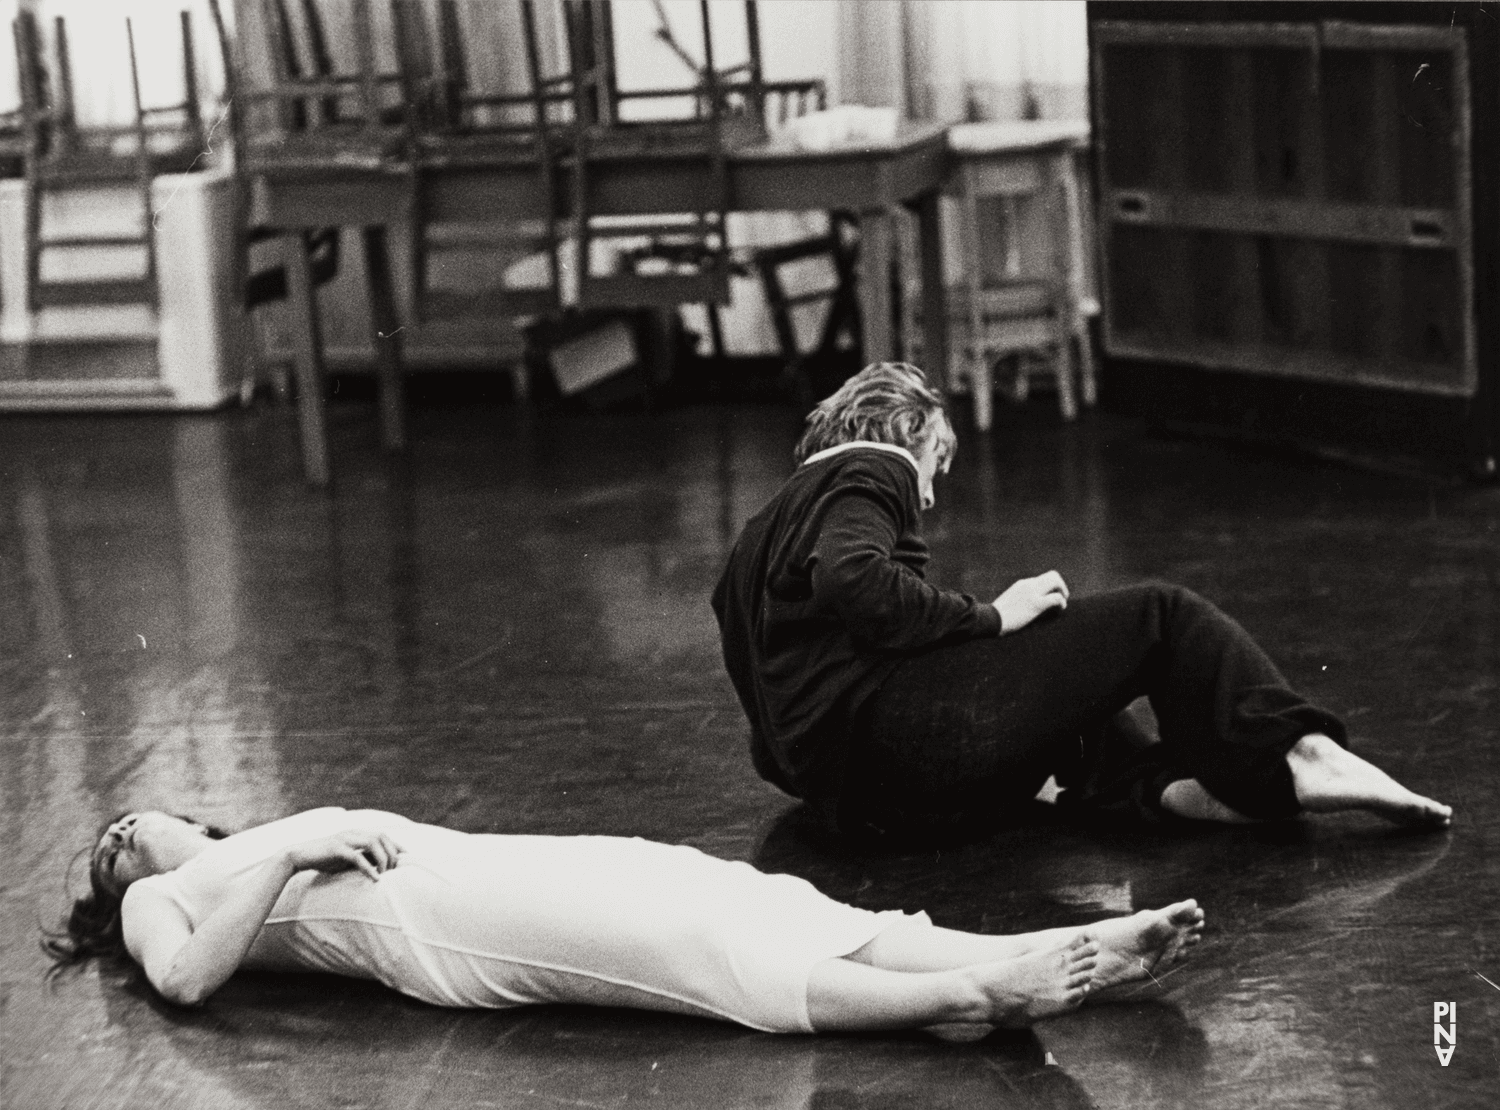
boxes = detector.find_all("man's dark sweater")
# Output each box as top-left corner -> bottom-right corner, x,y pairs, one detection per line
711,443 -> 1001,806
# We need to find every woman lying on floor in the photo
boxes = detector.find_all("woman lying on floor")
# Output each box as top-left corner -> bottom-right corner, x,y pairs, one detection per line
45,807 -> 1202,1033
712,362 -> 1452,846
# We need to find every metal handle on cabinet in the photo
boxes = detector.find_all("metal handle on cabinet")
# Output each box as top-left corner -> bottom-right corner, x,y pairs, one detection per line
1409,218 -> 1447,245
1115,192 -> 1148,220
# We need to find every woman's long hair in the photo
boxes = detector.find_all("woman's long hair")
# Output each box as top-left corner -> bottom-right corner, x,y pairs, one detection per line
42,814 -> 229,975
794,362 -> 956,468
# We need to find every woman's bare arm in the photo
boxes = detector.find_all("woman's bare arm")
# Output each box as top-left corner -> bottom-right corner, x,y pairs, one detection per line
122,830 -> 401,1006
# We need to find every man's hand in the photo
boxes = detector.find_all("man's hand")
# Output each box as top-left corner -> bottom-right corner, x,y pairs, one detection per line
994,571 -> 1070,634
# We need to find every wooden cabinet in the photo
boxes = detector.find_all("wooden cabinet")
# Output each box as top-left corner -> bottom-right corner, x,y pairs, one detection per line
1088,3 -> 1498,475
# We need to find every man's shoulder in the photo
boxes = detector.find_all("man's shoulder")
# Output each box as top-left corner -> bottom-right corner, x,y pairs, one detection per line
803,447 -> 916,488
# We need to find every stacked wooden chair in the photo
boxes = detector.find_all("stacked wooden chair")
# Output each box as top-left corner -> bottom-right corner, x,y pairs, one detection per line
217,0 -> 416,483
562,0 -> 747,311
12,10 -> 209,314
207,0 -> 343,391
559,2 -> 856,396
231,0 -> 409,174
398,0 -> 565,330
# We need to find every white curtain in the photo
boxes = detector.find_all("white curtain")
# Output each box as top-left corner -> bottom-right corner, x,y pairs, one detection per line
901,0 -> 1090,122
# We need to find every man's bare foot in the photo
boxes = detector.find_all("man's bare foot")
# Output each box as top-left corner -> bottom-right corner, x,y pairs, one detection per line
1288,734 -> 1452,828
1087,900 -> 1205,991
961,934 -> 1098,1027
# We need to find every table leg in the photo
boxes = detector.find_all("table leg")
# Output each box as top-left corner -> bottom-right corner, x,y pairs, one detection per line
916,190 -> 949,390
282,231 -> 331,488
857,207 -> 893,364
361,225 -> 406,453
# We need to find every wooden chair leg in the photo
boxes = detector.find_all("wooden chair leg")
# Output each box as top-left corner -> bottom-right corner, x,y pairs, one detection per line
973,350 -> 994,431
959,183 -> 990,431
361,225 -> 406,453
1077,324 -> 1098,408
282,231 -> 331,487
1055,334 -> 1078,421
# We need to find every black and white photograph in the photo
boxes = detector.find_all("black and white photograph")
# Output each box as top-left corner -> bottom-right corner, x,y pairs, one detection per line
1,2 -> 1495,1107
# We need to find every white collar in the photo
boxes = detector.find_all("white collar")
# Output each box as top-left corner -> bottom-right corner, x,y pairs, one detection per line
799,441 -> 919,473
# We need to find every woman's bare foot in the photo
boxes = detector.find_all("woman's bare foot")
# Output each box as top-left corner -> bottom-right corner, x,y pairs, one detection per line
1288,734 -> 1452,828
961,934 -> 1098,1027
1087,900 -> 1205,991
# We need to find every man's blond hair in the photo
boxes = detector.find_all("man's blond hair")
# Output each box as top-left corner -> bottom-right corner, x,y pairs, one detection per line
794,362 -> 955,469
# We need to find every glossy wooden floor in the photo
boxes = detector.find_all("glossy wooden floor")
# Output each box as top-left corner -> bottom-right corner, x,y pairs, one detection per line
2,391 -> 1496,1110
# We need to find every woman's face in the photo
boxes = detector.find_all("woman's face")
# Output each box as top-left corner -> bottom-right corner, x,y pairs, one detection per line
93,812 -> 212,895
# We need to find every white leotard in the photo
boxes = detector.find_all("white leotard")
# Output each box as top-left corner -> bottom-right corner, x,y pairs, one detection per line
130,808 -> 926,1033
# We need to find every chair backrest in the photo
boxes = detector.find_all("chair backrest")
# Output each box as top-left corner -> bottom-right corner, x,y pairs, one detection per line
231,0 -> 403,141
19,15 -> 151,162
10,13 -> 52,140
758,79 -> 825,128
400,0 -> 557,139
563,0 -> 771,135
391,0 -> 442,131
563,0 -> 613,127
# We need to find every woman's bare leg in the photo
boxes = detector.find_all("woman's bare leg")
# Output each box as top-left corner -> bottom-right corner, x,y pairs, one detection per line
845,901 -> 1204,992
806,935 -> 1098,1032
845,918 -> 1064,969
1160,734 -> 1452,827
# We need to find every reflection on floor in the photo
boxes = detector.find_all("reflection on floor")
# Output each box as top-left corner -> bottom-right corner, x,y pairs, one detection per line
2,395 -> 1497,1110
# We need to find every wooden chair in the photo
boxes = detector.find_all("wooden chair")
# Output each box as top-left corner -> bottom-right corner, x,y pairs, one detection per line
744,80 -> 865,397
27,10 -> 208,174
15,15 -> 159,312
234,0 -> 410,172
209,0 -> 342,398
565,0 -> 768,310
946,124 -> 1097,428
751,210 -> 860,400
133,11 -> 209,177
216,0 -> 411,486
399,0 -> 565,331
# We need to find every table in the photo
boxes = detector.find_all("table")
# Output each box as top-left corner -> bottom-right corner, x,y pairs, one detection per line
245,121 -> 953,485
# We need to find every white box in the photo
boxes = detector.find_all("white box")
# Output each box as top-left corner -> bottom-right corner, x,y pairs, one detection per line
0,167 -> 241,410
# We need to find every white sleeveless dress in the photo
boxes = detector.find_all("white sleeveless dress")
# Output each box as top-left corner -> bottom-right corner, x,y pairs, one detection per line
130,808 -> 928,1033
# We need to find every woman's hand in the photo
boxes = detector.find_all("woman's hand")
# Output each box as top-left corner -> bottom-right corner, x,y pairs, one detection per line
994,571 -> 1070,633
128,829 -> 399,1008
285,830 -> 403,881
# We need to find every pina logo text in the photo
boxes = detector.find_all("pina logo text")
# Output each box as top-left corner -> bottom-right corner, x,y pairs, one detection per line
1434,1002 -> 1456,1066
